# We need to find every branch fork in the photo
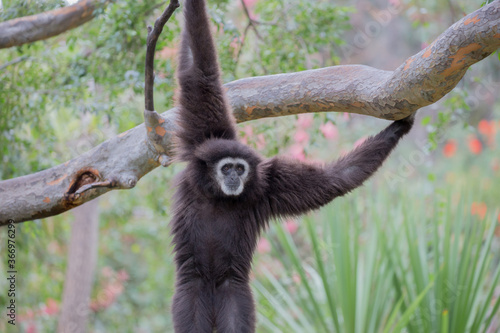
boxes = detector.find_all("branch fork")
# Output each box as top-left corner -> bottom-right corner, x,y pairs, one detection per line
143,0 -> 180,166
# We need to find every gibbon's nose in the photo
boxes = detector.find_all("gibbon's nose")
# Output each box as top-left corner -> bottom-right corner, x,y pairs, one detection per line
229,170 -> 239,182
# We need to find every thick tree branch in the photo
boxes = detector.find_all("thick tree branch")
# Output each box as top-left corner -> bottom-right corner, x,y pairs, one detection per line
0,1 -> 499,225
0,0 -> 111,49
227,2 -> 500,121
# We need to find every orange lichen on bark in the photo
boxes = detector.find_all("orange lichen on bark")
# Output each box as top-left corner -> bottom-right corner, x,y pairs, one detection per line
158,117 -> 165,124
352,101 -> 365,108
422,42 -> 435,58
245,105 -> 258,116
43,197 -> 51,203
62,3 -> 80,16
118,130 -> 129,138
464,15 -> 480,25
146,126 -> 153,133
48,174 -> 68,185
403,57 -> 414,70
155,126 -> 166,136
442,43 -> 482,76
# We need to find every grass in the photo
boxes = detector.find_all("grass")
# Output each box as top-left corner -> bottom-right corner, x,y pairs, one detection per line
254,187 -> 500,332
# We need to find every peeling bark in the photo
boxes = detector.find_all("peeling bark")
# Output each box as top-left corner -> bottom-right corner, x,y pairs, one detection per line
0,0 -> 110,49
0,1 -> 499,225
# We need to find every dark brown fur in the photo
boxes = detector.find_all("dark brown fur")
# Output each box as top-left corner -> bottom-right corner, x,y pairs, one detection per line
171,1 -> 414,332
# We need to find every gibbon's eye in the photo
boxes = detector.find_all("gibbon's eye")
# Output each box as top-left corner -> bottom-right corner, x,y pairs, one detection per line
236,164 -> 245,175
221,164 -> 232,174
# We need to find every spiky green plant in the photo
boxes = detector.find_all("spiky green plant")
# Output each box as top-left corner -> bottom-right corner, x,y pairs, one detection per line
254,189 -> 500,333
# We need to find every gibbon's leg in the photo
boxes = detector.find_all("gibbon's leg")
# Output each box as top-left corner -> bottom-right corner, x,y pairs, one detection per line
172,278 -> 213,333
214,280 -> 256,333
264,115 -> 415,217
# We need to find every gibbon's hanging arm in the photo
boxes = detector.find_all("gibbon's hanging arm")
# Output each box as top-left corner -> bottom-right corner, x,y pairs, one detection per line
0,1 -> 499,225
143,0 -> 180,167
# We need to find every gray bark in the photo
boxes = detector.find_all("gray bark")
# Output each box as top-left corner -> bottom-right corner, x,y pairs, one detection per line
0,0 -> 110,49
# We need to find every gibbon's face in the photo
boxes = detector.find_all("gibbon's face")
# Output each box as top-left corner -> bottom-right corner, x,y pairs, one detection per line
215,157 -> 250,196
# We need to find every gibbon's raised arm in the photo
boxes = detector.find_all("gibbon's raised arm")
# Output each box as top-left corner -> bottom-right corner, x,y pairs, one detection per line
178,0 -> 218,75
265,116 -> 414,218
175,0 -> 237,161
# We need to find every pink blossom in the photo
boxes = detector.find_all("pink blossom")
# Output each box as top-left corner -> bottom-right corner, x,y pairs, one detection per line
319,122 -> 338,140
240,125 -> 253,145
256,134 -> 266,150
117,269 -> 129,282
108,282 -> 124,296
242,0 -> 259,20
158,46 -> 178,60
257,238 -> 271,254
296,114 -> 314,129
243,0 -> 259,6
284,220 -> 298,234
468,136 -> 482,155
421,42 -> 429,49
243,125 -> 253,137
97,288 -> 117,309
43,298 -> 59,316
26,323 -> 37,333
229,37 -> 240,50
289,144 -> 306,161
294,129 -> 310,144
102,266 -> 113,277
354,136 -> 367,148
343,113 -> 350,120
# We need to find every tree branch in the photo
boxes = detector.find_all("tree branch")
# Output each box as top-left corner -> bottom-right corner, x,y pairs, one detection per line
0,1 -> 499,225
239,0 -> 263,40
144,0 -> 180,168
0,0 -> 111,49
0,55 -> 29,71
144,0 -> 180,112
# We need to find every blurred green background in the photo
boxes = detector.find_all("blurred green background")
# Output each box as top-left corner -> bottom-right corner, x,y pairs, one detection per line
0,0 -> 499,332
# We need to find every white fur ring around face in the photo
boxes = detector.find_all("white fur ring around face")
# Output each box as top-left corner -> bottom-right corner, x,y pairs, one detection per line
216,157 -> 250,196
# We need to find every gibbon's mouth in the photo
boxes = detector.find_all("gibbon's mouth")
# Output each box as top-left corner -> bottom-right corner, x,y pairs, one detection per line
225,180 -> 240,191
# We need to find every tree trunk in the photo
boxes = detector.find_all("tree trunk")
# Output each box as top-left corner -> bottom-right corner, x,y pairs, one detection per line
57,199 -> 100,333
